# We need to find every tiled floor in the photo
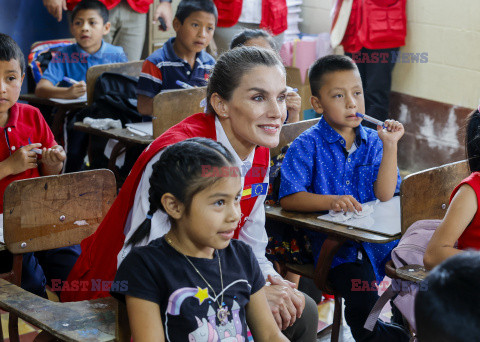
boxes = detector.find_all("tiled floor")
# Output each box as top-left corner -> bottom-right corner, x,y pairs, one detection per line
0,311 -> 40,341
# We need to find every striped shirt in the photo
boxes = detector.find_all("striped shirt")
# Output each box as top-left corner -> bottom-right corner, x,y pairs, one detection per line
136,37 -> 215,98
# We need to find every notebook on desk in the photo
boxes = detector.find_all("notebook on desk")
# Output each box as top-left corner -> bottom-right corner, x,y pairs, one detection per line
317,196 -> 401,236
125,122 -> 153,136
49,93 -> 87,104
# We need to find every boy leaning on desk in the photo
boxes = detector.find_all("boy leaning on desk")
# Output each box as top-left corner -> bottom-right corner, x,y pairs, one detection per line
34,0 -> 127,172
35,0 -> 127,100
0,33 -> 74,298
278,55 -> 410,341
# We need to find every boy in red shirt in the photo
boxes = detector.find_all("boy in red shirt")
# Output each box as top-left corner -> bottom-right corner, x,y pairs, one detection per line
0,33 -> 79,298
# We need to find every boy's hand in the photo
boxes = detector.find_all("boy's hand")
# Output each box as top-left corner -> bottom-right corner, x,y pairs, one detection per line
67,81 -> 86,99
330,195 -> 362,212
41,145 -> 66,166
377,119 -> 404,144
43,0 -> 67,22
6,144 -> 42,175
286,91 -> 301,123
153,1 -> 173,31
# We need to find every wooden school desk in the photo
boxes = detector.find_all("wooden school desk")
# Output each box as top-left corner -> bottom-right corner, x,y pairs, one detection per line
265,203 -> 401,342
265,204 -> 401,292
74,122 -> 153,182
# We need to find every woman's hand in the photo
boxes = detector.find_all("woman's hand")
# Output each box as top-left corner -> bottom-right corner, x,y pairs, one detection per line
43,0 -> 67,22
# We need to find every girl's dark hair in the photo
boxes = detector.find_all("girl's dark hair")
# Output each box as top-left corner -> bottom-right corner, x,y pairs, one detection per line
465,109 -> 480,172
230,29 -> 276,50
127,138 -> 237,246
71,0 -> 109,24
175,0 -> 218,24
206,46 -> 285,115
0,33 -> 25,75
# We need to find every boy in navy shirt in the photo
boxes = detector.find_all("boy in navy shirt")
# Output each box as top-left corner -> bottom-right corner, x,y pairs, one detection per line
0,33 -> 73,298
35,0 -> 127,99
279,55 -> 409,341
137,0 -> 217,116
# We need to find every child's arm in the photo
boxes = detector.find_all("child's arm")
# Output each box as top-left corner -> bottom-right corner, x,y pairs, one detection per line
35,79 -> 86,99
374,120 -> 404,201
126,295 -> 164,342
280,192 -> 362,212
0,143 -> 42,180
424,184 -> 477,269
246,288 -> 289,342
40,145 -> 66,176
137,94 -> 154,116
285,91 -> 301,123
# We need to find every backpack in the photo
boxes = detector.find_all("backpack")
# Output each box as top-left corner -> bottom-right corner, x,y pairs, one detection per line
27,40 -> 74,92
364,219 -> 442,336
73,72 -> 143,179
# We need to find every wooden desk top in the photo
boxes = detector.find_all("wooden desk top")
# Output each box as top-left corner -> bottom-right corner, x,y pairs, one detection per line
0,279 -> 115,341
74,122 -> 154,146
265,205 -> 400,243
19,93 -> 87,109
396,265 -> 428,283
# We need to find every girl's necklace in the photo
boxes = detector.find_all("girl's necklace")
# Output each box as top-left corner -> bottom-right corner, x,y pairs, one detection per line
165,235 -> 230,325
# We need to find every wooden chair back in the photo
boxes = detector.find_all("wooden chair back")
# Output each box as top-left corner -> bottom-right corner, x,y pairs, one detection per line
152,86 -> 207,138
0,169 -> 119,342
3,169 -> 116,254
86,60 -> 143,105
400,159 -> 470,234
270,118 -> 320,157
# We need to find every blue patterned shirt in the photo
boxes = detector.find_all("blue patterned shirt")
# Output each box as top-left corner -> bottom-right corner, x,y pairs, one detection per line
279,117 -> 401,281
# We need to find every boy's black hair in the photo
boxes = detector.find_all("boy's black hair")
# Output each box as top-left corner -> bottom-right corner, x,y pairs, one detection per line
0,33 -> 25,75
230,29 -> 276,50
415,251 -> 480,342
71,0 -> 109,24
309,54 -> 358,96
127,137 -> 238,247
465,109 -> 480,172
175,0 -> 218,24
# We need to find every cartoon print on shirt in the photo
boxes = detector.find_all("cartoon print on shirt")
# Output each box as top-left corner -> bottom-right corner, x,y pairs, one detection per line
165,281 -> 249,342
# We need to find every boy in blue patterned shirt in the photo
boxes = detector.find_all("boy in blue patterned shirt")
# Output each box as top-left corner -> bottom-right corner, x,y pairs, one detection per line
279,55 -> 409,341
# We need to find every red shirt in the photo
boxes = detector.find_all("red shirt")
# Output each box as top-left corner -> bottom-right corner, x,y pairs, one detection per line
450,172 -> 480,250
66,0 -> 153,14
214,0 -> 288,35
0,103 -> 57,212
338,0 -> 407,53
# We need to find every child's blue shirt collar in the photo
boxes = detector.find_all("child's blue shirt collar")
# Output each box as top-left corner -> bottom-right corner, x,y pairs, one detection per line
318,116 -> 368,147
164,37 -> 202,64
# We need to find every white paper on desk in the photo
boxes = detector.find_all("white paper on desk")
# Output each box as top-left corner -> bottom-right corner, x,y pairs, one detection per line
0,213 -> 4,244
126,122 -> 153,136
49,93 -> 87,104
317,196 -> 401,236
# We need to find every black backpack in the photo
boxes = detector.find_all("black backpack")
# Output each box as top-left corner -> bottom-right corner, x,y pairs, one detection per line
83,72 -> 142,124
73,72 -> 144,181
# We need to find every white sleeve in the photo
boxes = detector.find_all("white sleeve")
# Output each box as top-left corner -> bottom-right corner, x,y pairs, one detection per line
237,172 -> 280,280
